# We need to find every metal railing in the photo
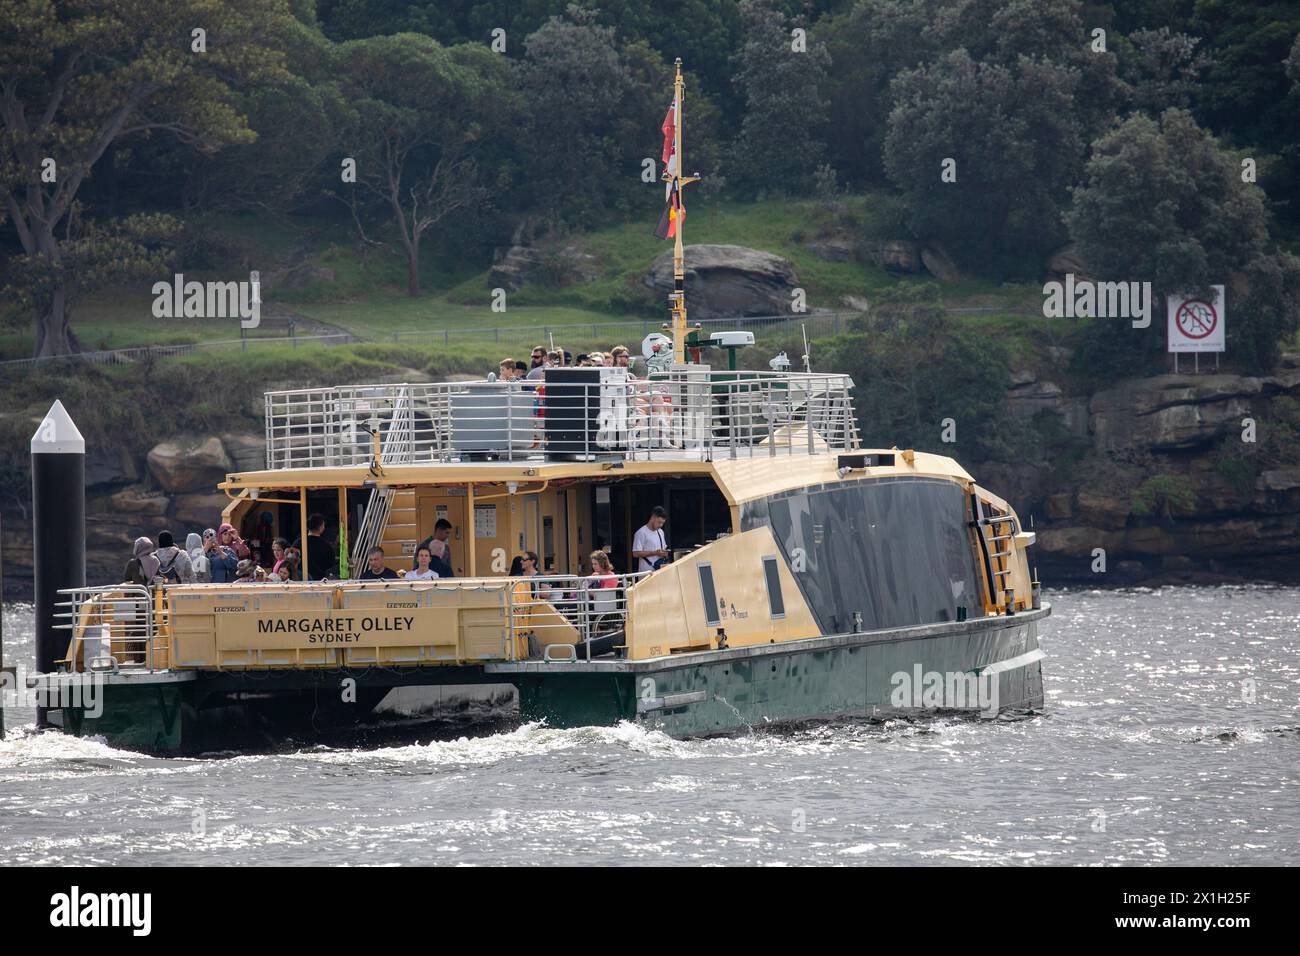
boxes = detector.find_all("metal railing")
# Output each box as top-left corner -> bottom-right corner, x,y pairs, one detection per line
263,369 -> 859,469
53,574 -> 649,672
505,572 -> 647,661
54,585 -> 163,672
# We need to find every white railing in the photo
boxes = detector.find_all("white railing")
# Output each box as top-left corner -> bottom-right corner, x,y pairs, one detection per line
263,370 -> 859,469
54,585 -> 163,672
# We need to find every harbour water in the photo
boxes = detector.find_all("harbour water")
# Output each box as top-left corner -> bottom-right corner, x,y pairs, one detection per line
1,586 -> 1296,866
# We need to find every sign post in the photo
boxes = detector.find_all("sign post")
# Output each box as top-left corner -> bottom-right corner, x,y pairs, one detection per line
1167,285 -> 1225,374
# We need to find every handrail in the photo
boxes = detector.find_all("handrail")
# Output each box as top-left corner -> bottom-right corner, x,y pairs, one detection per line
262,370 -> 859,469
54,584 -> 160,672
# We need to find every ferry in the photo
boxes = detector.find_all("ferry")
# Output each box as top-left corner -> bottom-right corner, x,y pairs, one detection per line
30,61 -> 1048,753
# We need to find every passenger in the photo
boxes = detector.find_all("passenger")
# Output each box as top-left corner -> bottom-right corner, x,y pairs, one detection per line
562,350 -> 573,366
234,559 -> 261,583
527,350 -> 562,381
576,353 -> 592,367
403,545 -> 440,580
155,530 -> 194,584
304,513 -> 331,580
186,532 -> 210,583
246,511 -> 275,567
512,550 -> 551,598
514,360 -> 529,378
217,522 -> 250,561
360,546 -> 399,580
414,518 -> 455,576
204,527 -> 238,583
279,544 -> 302,582
587,550 -> 618,588
528,345 -> 547,374
589,351 -> 607,367
510,550 -> 551,659
610,345 -> 631,369
632,506 -> 670,573
123,536 -> 159,585
269,537 -> 290,579
498,357 -> 517,380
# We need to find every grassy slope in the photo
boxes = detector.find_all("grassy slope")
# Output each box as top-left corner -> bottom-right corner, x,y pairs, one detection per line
1,195 -> 1047,360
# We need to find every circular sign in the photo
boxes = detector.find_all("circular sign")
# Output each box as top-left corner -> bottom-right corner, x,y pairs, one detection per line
641,332 -> 672,358
1175,299 -> 1217,340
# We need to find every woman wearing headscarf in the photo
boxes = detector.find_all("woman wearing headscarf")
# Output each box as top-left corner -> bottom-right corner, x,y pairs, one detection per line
204,527 -> 238,583
186,532 -> 210,583
123,537 -> 159,585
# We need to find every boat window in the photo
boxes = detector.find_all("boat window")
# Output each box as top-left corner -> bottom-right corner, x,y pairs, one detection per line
698,562 -> 721,626
762,555 -> 785,619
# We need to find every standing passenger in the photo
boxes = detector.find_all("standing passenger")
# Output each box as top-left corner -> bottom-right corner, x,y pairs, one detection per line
123,537 -> 159,585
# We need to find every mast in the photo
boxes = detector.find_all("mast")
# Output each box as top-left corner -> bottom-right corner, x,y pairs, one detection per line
666,58 -> 700,365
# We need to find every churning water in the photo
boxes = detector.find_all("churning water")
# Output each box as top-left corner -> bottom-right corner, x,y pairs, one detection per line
1,586 -> 1296,865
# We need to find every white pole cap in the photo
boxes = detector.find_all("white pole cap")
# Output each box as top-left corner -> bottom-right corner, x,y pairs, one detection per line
30,399 -> 85,454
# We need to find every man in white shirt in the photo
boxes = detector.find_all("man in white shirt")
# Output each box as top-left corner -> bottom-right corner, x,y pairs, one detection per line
632,506 -> 670,573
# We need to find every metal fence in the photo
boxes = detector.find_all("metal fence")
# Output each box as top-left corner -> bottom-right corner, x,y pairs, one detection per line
263,369 -> 860,469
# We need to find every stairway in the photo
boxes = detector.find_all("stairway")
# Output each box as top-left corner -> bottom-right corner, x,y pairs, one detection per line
971,495 -> 1019,613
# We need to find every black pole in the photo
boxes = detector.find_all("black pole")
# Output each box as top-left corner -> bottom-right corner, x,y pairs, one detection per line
31,400 -> 85,727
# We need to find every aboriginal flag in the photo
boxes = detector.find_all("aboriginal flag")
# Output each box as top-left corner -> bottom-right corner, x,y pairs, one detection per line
655,178 -> 684,240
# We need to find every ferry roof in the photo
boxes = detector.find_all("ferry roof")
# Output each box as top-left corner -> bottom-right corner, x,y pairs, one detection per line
220,449 -> 975,507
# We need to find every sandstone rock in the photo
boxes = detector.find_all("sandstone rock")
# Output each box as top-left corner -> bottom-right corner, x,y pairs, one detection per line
170,492 -> 230,530
805,238 -> 854,262
86,446 -> 140,490
221,433 -> 267,473
1088,374 -> 1268,452
1036,526 -> 1121,556
1046,243 -> 1087,278
840,294 -> 871,313
645,245 -> 799,319
107,486 -> 171,516
1077,488 -> 1132,527
491,237 -> 599,292
147,436 -> 233,494
1258,467 -> 1300,492
920,242 -> 964,282
1045,493 -> 1074,520
1006,378 -> 1065,419
1161,555 -> 1196,571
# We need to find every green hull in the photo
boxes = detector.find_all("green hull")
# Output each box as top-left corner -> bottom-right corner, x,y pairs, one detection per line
508,608 -> 1046,735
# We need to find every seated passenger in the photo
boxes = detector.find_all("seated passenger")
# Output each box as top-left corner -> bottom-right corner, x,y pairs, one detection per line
402,545 -> 440,580
586,550 -> 618,588
359,546 -> 398,580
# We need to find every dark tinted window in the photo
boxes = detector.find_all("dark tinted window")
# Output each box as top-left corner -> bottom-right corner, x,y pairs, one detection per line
698,563 -> 721,626
742,477 -> 982,634
762,556 -> 785,619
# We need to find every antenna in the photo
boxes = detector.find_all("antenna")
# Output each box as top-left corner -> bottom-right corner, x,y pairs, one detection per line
801,322 -> 812,373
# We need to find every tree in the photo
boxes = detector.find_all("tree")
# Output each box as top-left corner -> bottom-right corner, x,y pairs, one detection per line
514,10 -> 637,228
884,50 -> 1086,275
823,284 -> 1014,461
1067,109 -> 1298,373
1119,27 -> 1212,114
337,35 -> 515,296
727,0 -> 830,196
0,0 -> 297,356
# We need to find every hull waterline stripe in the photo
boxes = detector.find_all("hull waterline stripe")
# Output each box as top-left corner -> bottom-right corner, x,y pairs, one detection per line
981,648 -> 1045,676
